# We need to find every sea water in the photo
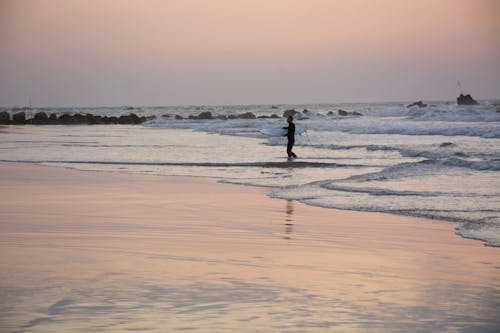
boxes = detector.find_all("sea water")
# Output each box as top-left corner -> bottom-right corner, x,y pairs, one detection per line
1,101 -> 499,246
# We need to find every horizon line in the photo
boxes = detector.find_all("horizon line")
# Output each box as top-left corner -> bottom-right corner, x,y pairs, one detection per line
2,97 -> 499,109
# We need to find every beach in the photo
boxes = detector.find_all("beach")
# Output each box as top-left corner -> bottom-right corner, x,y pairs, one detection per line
1,162 -> 499,332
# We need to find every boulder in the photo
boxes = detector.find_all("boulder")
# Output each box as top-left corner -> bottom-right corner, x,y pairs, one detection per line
84,113 -> 99,124
48,113 -> 58,124
236,112 -> 256,119
72,113 -> 87,124
283,109 -> 298,118
407,101 -> 427,108
338,109 -> 363,117
12,112 -> 26,124
57,114 -> 75,124
269,114 -> 280,118
457,94 -> 478,105
107,116 -> 119,124
175,115 -> 184,120
189,111 -> 212,120
32,112 -> 49,124
0,111 -> 10,124
87,114 -> 105,124
119,113 -> 142,124
197,111 -> 213,120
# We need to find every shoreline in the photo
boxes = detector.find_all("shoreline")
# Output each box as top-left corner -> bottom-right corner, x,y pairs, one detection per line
1,161 -> 499,332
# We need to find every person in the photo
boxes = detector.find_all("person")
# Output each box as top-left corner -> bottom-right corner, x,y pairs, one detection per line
283,116 -> 297,159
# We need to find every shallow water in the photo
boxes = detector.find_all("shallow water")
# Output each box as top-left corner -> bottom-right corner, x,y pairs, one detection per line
1,101 -> 500,245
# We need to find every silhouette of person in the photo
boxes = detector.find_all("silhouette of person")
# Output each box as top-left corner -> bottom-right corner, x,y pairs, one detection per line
283,116 -> 297,159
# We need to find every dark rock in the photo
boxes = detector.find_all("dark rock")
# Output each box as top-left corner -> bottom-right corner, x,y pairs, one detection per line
327,111 -> 335,116
215,115 -> 228,120
107,116 -> 119,124
257,115 -> 269,119
0,111 -> 10,124
457,94 -> 478,105
271,105 -> 278,109
439,142 -> 455,147
118,115 -> 131,124
73,113 -> 87,124
32,112 -> 49,124
197,111 -> 213,120
283,109 -> 298,118
12,112 -> 26,124
270,114 -> 280,118
303,109 -> 310,114
236,112 -> 256,119
48,113 -> 58,124
116,113 -> 140,124
189,111 -> 212,120
88,114 -> 105,124
57,114 -> 75,124
84,113 -> 98,124
175,115 -> 184,120
407,101 -> 427,108
338,109 -> 363,117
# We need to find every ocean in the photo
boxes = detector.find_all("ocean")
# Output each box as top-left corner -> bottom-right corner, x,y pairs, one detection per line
1,101 -> 500,246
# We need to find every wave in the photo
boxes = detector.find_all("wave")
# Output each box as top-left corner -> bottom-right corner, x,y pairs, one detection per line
144,110 -> 500,139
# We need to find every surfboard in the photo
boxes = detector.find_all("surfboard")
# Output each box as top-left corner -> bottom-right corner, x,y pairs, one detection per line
260,127 -> 306,137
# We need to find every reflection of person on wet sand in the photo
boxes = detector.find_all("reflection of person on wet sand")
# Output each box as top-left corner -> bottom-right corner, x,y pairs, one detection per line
284,200 -> 294,239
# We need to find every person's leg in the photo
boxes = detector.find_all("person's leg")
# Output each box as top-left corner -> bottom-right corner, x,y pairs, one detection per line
287,139 -> 296,158
287,139 -> 293,157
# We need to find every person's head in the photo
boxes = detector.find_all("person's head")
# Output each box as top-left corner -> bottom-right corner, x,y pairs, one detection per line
287,116 -> 293,123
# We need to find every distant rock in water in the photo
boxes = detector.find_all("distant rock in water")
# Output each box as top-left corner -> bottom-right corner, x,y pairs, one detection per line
189,111 -> 213,120
6,112 -> 148,125
439,142 -> 455,147
283,109 -> 298,118
236,112 -> 256,119
338,109 -> 363,117
32,112 -> 49,124
48,113 -> 58,124
407,101 -> 427,108
12,112 -> 26,124
457,94 -> 478,105
0,111 -> 10,124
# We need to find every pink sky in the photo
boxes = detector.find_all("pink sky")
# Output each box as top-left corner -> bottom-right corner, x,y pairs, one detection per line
0,0 -> 499,106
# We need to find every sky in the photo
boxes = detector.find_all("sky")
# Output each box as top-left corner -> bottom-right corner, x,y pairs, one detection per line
0,0 -> 499,107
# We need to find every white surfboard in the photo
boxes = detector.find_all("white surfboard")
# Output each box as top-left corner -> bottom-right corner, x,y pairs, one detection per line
260,127 -> 306,137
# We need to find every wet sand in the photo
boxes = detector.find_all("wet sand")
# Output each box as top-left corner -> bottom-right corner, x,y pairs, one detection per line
0,162 -> 499,332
